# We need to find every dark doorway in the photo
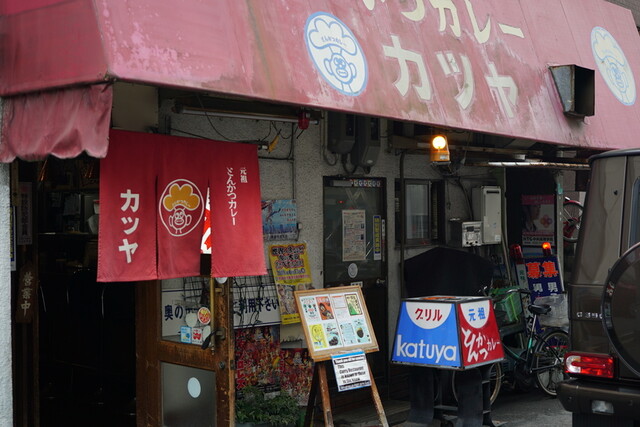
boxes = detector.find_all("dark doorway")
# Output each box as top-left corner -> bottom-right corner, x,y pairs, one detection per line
32,157 -> 136,426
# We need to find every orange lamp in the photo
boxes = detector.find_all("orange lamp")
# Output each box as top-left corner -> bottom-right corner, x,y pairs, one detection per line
430,135 -> 450,162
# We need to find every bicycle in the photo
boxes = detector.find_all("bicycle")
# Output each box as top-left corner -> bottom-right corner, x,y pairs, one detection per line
560,197 -> 583,244
452,288 -> 569,400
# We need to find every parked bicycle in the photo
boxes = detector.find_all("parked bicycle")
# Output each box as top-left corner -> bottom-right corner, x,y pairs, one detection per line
452,288 -> 569,401
561,196 -> 583,244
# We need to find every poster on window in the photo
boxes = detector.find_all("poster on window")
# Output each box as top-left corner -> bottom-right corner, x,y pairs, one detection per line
295,286 -> 378,361
342,209 -> 366,262
522,195 -> 555,246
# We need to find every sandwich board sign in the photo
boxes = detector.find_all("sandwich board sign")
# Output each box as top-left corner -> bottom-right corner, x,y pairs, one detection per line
392,296 -> 504,369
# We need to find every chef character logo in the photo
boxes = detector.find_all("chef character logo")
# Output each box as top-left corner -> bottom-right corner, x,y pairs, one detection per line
159,179 -> 204,236
305,12 -> 368,96
592,26 -> 636,106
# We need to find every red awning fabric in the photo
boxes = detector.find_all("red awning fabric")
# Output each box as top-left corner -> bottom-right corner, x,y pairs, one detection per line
0,84 -> 112,162
4,1 -> 640,150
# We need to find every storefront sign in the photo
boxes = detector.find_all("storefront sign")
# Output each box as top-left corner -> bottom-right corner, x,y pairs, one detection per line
332,350 -> 371,392
15,261 -> 37,323
392,296 -> 503,369
6,1 -> 640,151
232,282 -> 281,329
97,130 -> 266,282
525,255 -> 564,299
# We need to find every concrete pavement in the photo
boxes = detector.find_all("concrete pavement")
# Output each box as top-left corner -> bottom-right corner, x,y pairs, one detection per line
489,388 -> 572,427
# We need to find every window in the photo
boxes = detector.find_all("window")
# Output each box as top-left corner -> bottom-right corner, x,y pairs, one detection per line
629,178 -> 640,247
395,179 -> 444,246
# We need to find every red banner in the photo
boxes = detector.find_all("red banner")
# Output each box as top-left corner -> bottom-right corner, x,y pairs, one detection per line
209,140 -> 266,277
98,131 -> 157,282
157,137 -> 209,279
98,130 -> 266,282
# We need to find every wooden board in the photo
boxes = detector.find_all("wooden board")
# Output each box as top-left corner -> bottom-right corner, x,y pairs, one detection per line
294,286 -> 378,361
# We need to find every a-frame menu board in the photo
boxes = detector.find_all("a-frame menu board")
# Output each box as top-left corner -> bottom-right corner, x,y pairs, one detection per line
295,285 -> 378,361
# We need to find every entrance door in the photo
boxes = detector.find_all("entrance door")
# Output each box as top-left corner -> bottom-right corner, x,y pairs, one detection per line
136,273 -> 234,426
322,177 -> 388,402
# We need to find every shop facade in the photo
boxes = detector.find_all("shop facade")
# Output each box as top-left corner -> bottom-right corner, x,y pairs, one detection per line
3,1 -> 640,425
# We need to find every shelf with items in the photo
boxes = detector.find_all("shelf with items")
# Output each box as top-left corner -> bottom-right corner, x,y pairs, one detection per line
37,156 -> 100,235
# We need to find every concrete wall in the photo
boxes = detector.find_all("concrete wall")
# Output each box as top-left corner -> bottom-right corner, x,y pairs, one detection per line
607,0 -> 640,27
0,95 -> 14,425
165,102 -> 496,350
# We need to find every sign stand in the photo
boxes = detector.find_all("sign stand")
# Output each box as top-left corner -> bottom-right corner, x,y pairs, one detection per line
294,286 -> 387,427
391,295 -> 505,426
303,360 -> 388,427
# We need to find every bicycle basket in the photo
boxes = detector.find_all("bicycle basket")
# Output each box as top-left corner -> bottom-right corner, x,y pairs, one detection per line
533,293 -> 569,328
490,287 -> 523,325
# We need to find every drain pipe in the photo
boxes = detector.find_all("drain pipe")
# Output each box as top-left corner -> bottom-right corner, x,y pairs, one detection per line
399,151 -> 407,299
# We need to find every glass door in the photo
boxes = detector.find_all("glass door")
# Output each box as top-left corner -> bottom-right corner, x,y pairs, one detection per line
322,177 -> 388,394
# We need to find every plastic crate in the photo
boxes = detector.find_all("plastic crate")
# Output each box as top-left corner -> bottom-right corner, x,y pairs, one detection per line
490,287 -> 523,325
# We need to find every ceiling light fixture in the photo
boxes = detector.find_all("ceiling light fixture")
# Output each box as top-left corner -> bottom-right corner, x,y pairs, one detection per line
176,106 -> 319,127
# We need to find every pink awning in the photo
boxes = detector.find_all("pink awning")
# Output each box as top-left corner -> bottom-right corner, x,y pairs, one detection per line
3,1 -> 640,150
0,84 -> 112,162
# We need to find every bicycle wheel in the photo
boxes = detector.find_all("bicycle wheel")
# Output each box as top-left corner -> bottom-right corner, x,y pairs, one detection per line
533,329 -> 569,396
561,199 -> 583,243
451,362 -> 503,405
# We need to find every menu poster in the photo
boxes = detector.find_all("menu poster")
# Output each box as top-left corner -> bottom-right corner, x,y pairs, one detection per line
295,286 -> 378,361
342,210 -> 366,262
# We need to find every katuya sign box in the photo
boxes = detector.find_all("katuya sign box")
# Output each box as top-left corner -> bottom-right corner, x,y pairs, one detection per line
392,296 -> 504,369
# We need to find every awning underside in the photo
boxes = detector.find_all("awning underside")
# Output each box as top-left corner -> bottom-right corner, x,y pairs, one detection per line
0,84 -> 112,162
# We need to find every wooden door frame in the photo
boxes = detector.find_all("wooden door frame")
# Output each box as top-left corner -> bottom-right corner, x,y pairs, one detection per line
135,277 -> 235,426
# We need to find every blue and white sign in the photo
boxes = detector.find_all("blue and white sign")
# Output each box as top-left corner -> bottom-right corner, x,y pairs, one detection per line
305,12 -> 368,96
524,256 -> 564,299
592,26 -> 636,106
392,300 -> 461,368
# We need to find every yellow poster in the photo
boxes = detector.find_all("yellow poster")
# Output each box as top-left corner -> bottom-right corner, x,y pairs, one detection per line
269,243 -> 313,324
269,243 -> 313,286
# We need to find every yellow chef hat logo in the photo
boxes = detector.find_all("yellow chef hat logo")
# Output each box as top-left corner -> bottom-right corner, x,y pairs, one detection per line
162,183 -> 201,211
